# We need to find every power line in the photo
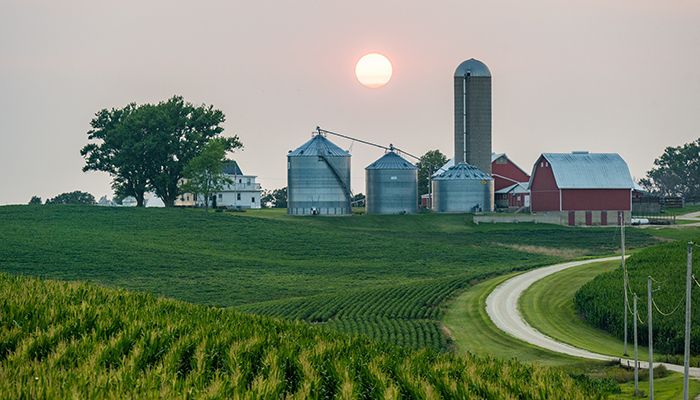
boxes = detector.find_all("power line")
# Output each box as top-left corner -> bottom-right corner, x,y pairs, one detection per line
652,295 -> 685,317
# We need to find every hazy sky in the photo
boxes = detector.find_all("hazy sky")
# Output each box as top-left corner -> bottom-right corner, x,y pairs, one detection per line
1,1 -> 699,204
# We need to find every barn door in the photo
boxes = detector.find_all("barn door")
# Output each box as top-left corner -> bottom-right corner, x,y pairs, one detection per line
600,211 -> 608,226
568,211 -> 576,226
585,211 -> 593,226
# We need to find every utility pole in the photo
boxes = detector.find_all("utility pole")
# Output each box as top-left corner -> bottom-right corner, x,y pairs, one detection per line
622,212 -> 629,356
648,276 -> 654,400
683,242 -> 693,400
633,294 -> 639,397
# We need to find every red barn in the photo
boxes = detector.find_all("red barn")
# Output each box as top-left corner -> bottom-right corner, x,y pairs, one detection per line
529,152 -> 634,226
492,153 -> 530,191
492,153 -> 530,209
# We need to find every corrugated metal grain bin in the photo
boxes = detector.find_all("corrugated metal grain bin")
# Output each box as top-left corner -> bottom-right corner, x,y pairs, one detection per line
365,150 -> 418,214
287,134 -> 352,215
432,162 -> 494,213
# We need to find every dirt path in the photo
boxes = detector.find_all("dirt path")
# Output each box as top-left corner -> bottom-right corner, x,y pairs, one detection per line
485,257 -> 700,380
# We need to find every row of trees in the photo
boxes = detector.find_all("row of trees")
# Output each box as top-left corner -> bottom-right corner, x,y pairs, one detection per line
29,191 -> 96,205
81,96 -> 241,207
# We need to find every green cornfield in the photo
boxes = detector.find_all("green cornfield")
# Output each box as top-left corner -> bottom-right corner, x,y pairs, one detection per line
575,238 -> 700,359
0,273 -> 600,399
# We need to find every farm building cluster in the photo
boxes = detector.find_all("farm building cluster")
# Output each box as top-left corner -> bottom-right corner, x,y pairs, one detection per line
286,58 -> 643,226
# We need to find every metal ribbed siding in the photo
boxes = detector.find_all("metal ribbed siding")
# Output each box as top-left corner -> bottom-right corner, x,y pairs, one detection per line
365,152 -> 417,214
287,135 -> 352,216
432,162 -> 494,213
454,59 -> 492,175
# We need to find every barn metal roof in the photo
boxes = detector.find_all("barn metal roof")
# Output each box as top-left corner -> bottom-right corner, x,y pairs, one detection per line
288,134 -> 350,157
366,151 -> 416,170
537,152 -> 635,189
495,182 -> 529,194
433,162 -> 492,181
491,153 -> 505,162
454,59 -> 491,77
432,159 -> 454,177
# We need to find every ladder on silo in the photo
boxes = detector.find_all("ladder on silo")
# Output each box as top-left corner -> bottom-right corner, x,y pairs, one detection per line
319,154 -> 353,212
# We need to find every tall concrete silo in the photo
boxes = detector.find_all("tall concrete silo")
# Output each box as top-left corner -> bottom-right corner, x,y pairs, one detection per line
287,134 -> 352,215
454,59 -> 492,175
365,149 -> 418,214
432,162 -> 494,213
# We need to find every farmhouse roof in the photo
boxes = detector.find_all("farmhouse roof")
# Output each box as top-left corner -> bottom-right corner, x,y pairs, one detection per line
222,160 -> 243,175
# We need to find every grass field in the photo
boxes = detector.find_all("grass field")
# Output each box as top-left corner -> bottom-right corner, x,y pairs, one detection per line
442,272 -> 578,365
1,273 -> 606,399
0,205 -> 657,350
520,261 -> 646,360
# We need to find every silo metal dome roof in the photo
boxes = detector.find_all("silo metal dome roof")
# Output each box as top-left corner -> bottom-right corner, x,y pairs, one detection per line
366,151 -> 417,170
432,162 -> 492,180
454,58 -> 491,77
288,134 -> 349,157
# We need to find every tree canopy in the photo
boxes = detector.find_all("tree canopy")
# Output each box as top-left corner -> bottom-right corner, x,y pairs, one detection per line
640,138 -> 700,198
81,96 -> 241,207
416,150 -> 448,196
180,138 -> 235,211
261,187 -> 287,208
28,196 -> 42,205
45,191 -> 96,205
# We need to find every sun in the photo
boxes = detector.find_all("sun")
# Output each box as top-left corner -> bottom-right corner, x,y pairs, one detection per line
355,53 -> 392,88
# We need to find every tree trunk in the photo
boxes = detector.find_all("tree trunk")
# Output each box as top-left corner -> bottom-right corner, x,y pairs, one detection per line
136,191 -> 145,207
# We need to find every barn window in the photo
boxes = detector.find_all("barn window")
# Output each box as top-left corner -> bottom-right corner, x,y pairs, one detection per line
251,197 -> 255,203
218,194 -> 222,199
237,193 -> 241,201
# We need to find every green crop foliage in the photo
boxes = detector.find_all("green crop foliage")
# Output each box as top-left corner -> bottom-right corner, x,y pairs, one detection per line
0,205 -> 656,351
575,238 -> 700,359
0,273 -> 604,399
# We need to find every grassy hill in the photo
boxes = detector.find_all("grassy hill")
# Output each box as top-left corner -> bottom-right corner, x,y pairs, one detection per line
0,205 -> 655,350
575,239 -> 700,362
0,273 -> 601,399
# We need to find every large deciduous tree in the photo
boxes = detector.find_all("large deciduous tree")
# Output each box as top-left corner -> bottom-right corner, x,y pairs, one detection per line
81,96 -> 241,207
81,104 -> 151,207
416,150 -> 448,196
640,138 -> 700,198
179,138 -> 235,211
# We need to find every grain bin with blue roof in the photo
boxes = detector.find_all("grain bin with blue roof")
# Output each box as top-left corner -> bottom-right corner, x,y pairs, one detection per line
287,133 -> 352,215
365,147 -> 418,214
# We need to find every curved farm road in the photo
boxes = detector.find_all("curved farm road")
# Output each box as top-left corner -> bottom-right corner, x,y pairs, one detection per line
486,257 -> 700,380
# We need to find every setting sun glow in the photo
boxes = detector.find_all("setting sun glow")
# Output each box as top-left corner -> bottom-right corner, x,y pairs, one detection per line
355,53 -> 392,88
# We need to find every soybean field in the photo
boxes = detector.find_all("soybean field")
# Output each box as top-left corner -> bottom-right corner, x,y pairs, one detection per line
0,205 -> 656,350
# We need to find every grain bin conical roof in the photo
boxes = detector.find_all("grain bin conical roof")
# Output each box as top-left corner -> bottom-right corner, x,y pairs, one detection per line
366,151 -> 416,170
432,162 -> 491,180
288,135 -> 349,157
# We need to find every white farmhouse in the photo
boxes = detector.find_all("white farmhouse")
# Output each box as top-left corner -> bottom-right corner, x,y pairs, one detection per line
176,161 -> 262,209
